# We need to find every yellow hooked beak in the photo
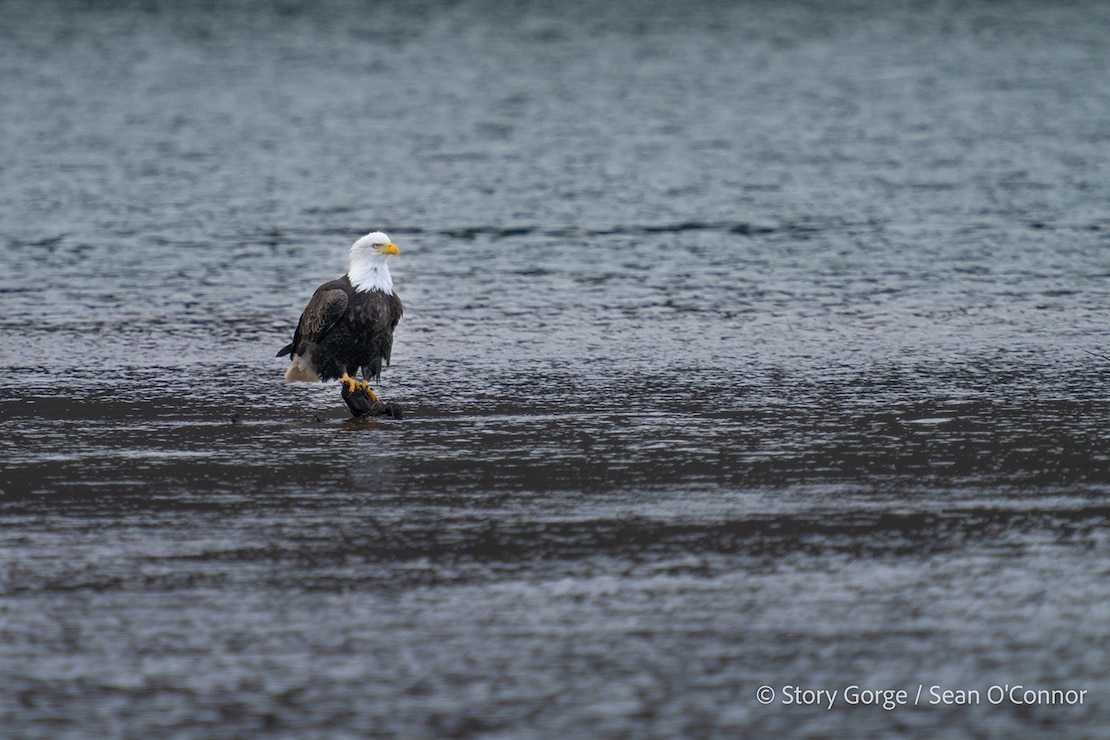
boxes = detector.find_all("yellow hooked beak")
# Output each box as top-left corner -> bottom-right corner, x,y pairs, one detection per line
377,242 -> 400,256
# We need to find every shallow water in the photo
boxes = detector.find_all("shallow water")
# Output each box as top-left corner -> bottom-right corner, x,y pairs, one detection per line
3,1 -> 1110,736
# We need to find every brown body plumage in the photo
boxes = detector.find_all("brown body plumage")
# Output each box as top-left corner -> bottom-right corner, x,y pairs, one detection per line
277,275 -> 403,382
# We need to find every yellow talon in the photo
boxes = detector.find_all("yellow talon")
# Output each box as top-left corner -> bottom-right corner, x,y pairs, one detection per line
357,379 -> 377,398
339,373 -> 379,402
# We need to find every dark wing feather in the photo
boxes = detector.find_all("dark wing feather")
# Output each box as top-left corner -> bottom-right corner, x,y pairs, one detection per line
383,292 -> 403,365
298,287 -> 349,343
276,285 -> 349,357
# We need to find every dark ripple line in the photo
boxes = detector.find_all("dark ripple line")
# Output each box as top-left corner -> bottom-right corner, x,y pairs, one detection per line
428,221 -> 803,241
7,507 -> 1103,595
159,506 -> 1110,566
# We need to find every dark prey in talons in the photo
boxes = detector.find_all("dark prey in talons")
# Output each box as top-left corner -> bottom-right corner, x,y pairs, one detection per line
340,375 -> 403,419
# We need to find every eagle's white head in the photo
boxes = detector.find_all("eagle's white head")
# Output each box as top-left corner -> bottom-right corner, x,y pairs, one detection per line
348,231 -> 399,294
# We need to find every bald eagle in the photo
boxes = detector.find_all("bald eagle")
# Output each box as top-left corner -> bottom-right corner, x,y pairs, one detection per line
277,231 -> 404,417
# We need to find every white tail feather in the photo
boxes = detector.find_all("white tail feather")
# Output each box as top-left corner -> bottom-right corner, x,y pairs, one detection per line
283,354 -> 321,382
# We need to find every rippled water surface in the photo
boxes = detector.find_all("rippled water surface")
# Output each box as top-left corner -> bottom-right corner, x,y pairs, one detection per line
3,1 -> 1110,736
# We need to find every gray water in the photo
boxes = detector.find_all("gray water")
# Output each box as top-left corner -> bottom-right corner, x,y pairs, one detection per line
3,0 -> 1110,736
